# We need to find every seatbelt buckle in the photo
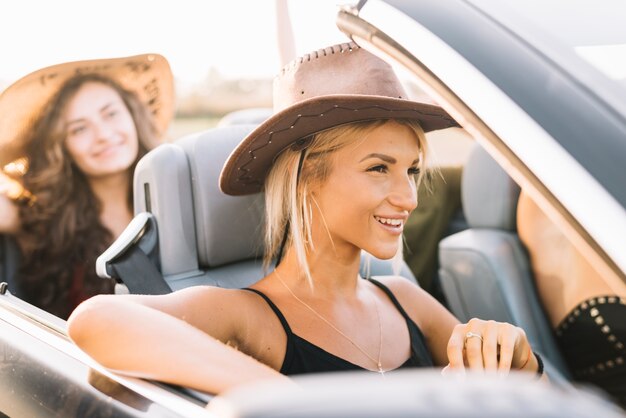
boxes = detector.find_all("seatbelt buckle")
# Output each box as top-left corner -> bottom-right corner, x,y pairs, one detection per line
96,212 -> 157,280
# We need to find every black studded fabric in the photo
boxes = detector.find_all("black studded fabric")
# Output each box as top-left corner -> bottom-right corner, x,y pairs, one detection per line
555,295 -> 626,407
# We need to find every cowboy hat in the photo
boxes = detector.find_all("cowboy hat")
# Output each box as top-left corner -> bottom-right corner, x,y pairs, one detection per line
219,42 -> 458,196
0,53 -> 174,167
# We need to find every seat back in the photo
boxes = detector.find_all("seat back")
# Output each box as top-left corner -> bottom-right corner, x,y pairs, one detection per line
132,125 -> 417,291
438,144 -> 570,378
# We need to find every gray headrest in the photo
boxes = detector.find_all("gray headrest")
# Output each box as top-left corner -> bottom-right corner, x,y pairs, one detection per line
176,125 -> 266,267
462,144 -> 520,230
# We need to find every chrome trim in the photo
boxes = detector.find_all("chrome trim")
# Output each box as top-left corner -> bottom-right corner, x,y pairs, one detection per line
0,290 -> 67,336
342,1 -> 626,280
0,303 -> 214,417
96,212 -> 153,279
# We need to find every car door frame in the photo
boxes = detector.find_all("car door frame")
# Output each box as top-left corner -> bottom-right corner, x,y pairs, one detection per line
336,0 -> 626,287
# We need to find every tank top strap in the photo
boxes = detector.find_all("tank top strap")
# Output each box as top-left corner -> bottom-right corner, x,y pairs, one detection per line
242,288 -> 294,334
367,278 -> 412,322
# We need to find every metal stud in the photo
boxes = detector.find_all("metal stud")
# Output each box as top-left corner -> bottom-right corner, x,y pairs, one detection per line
608,296 -> 617,303
598,297 -> 606,304
595,316 -> 605,325
607,360 -> 615,368
569,316 -> 575,323
608,335 -> 617,342
617,357 -> 624,365
602,325 -> 611,334
574,309 -> 580,316
581,302 -> 589,310
589,299 -> 597,306
590,308 -> 599,317
616,342 -> 624,350
597,363 -> 605,371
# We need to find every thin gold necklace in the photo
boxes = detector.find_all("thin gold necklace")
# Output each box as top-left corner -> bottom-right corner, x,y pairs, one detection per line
274,271 -> 385,374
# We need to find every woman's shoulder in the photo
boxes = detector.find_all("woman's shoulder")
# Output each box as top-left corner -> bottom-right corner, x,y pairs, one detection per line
177,285 -> 281,318
369,275 -> 425,298
172,285 -> 269,305
369,275 -> 447,323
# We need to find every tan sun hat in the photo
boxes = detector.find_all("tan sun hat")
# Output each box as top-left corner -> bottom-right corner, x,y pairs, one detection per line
219,42 -> 458,196
0,53 -> 174,167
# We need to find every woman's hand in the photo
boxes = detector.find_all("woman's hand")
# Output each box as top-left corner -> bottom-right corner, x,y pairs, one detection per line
443,318 -> 538,375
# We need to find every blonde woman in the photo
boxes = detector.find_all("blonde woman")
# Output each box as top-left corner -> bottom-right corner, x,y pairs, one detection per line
0,55 -> 174,318
68,43 -> 542,394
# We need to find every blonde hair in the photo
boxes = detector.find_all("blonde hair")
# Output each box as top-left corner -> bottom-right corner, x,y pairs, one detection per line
264,119 -> 428,283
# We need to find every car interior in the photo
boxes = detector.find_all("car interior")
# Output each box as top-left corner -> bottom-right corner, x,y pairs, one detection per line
0,121 -> 573,386
96,121 -> 572,384
438,143 -> 570,381
115,123 -> 418,294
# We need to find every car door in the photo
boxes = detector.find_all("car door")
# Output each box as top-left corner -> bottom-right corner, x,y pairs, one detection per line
0,291 -> 211,417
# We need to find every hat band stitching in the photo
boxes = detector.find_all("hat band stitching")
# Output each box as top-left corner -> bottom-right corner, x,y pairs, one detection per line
233,103 -> 456,189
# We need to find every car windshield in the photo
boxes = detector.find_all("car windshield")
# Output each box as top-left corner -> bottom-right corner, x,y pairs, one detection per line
470,0 -> 626,88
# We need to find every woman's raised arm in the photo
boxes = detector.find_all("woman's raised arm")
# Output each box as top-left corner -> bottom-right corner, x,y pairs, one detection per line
67,287 -> 287,394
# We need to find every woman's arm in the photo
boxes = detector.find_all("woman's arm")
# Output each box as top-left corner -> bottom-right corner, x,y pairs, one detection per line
67,288 -> 288,394
379,276 -> 542,376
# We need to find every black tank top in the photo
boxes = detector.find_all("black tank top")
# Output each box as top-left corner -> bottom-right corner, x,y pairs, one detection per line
244,278 -> 433,375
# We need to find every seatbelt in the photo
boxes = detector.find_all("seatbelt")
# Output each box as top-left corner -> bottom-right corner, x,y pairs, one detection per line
96,212 -> 172,295
108,244 -> 171,295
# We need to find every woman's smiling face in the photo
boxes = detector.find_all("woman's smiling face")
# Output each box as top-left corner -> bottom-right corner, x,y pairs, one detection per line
310,120 -> 422,260
63,81 -> 139,179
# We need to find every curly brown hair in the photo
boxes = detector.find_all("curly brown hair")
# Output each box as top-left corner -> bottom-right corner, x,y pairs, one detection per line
16,74 -> 159,319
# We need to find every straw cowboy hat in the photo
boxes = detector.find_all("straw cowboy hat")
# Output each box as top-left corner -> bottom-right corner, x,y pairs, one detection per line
0,53 -> 174,167
220,42 -> 459,196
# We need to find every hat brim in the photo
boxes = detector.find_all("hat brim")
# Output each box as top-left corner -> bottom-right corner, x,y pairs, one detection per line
0,53 -> 174,167
219,94 -> 459,196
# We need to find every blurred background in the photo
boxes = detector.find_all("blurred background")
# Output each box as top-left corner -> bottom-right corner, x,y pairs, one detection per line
0,0 -> 357,140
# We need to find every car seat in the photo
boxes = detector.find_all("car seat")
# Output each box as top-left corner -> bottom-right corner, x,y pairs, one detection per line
101,124 -> 418,292
438,143 -> 570,379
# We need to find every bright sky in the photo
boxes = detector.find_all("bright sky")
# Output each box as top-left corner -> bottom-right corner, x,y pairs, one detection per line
0,0 -> 350,88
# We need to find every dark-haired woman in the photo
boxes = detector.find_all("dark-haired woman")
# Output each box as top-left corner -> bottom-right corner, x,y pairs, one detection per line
0,54 -> 174,318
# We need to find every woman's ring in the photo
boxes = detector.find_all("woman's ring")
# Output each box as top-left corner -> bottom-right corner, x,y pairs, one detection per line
465,331 -> 483,343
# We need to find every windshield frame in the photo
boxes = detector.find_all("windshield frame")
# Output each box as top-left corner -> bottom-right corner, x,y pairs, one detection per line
338,0 -> 626,284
